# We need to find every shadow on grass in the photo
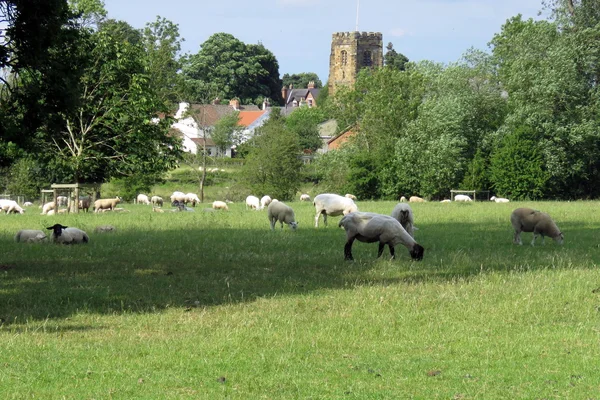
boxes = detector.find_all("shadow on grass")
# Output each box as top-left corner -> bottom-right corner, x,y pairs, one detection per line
0,221 -> 597,327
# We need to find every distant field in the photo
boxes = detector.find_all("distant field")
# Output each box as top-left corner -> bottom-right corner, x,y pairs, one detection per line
0,200 -> 599,398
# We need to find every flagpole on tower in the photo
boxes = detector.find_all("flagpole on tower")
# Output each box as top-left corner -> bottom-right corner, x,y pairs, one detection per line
355,0 -> 360,32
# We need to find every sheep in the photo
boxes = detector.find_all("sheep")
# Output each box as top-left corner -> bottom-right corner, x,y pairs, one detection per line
56,196 -> 68,206
300,193 -> 311,202
313,193 -> 358,227
46,224 -> 89,244
23,201 -> 33,207
391,203 -> 415,238
0,199 -> 25,214
491,196 -> 510,203
137,194 -> 151,205
409,196 -> 425,203
151,196 -> 164,207
14,229 -> 47,243
93,197 -> 121,213
246,195 -> 260,210
510,207 -> 563,246
94,225 -> 117,233
186,193 -> 200,207
345,193 -> 357,200
267,200 -> 298,231
79,197 -> 91,212
41,201 -> 56,215
260,195 -> 272,210
339,212 -> 425,261
212,200 -> 229,211
454,194 -> 472,202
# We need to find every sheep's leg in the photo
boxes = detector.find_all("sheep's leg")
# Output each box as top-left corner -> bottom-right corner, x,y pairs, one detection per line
344,238 -> 355,260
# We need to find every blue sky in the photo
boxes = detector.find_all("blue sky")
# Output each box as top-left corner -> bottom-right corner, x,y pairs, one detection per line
103,0 -> 547,84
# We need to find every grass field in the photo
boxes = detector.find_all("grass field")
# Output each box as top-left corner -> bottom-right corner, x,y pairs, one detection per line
0,200 -> 599,399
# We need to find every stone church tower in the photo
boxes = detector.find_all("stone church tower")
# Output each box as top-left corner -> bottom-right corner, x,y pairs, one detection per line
327,31 -> 383,96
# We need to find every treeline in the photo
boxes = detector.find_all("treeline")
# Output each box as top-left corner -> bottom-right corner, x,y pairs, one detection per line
315,0 -> 600,200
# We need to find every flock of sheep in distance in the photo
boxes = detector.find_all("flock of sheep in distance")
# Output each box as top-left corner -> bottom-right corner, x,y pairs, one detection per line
2,191 -> 563,260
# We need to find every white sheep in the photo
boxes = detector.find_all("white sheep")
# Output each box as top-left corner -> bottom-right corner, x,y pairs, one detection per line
260,195 -> 272,210
491,196 -> 510,203
510,207 -> 563,246
267,200 -> 298,230
93,197 -> 121,213
0,199 -> 25,214
313,193 -> 358,227
41,201 -> 56,215
391,203 -> 415,238
246,195 -> 260,210
409,196 -> 425,203
46,223 -> 89,244
454,194 -> 472,202
339,212 -> 425,261
137,194 -> 151,205
212,200 -> 229,211
14,229 -> 47,243
151,196 -> 164,207
300,193 -> 311,202
186,193 -> 200,206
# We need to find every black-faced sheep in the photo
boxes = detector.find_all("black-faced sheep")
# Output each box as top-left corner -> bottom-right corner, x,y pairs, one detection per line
46,224 -> 89,244
14,229 -> 47,243
93,197 -> 121,213
510,208 -> 563,246
339,212 -> 424,261
391,203 -> 415,238
267,200 -> 298,231
313,193 -> 358,227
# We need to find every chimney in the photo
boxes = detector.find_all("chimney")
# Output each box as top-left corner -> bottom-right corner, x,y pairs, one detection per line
229,98 -> 240,110
212,97 -> 221,105
308,81 -> 315,89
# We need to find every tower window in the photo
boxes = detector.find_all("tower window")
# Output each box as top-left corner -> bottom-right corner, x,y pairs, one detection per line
363,51 -> 372,67
341,50 -> 347,66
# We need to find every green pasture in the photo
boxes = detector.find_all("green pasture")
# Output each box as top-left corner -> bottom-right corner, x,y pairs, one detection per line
0,200 -> 599,399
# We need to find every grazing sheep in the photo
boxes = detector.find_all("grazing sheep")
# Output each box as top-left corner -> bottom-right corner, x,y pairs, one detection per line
79,197 -> 91,212
93,197 -> 121,213
136,194 -> 151,205
339,212 -> 425,261
0,199 -> 25,214
300,193 -> 311,202
391,203 -> 415,238
46,224 -> 89,244
313,193 -> 358,227
151,196 -> 164,207
491,196 -> 510,203
267,200 -> 298,231
14,229 -> 47,243
56,196 -> 68,206
345,193 -> 357,200
409,196 -> 425,203
212,201 -> 229,211
186,193 -> 200,207
246,195 -> 261,210
23,201 -> 33,207
94,225 -> 116,233
260,195 -> 272,210
454,194 -> 472,202
510,207 -> 563,246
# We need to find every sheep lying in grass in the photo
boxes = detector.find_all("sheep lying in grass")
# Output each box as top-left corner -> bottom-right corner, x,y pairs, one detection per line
14,230 -> 47,243
0,199 -> 25,214
151,196 -> 163,207
313,193 -> 358,227
339,212 -> 425,261
454,194 -> 472,202
300,193 -> 311,202
137,194 -> 150,205
246,195 -> 260,210
491,196 -> 510,203
94,197 -> 121,213
46,224 -> 89,244
212,201 -> 229,211
391,203 -> 415,238
267,200 -> 298,231
409,196 -> 425,203
510,208 -> 563,246
260,195 -> 272,210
